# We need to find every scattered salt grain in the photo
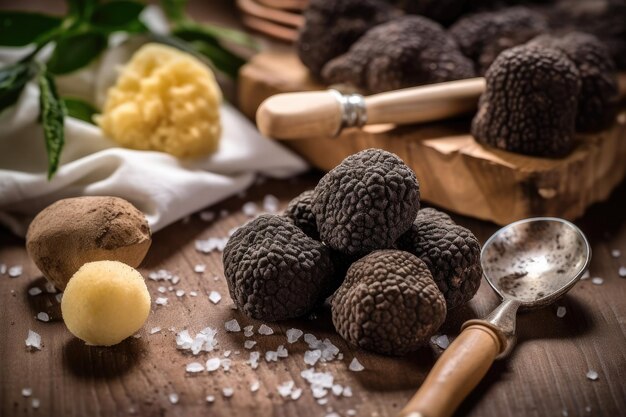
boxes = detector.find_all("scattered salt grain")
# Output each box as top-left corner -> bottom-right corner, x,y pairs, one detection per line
206,395 -> 215,403
586,370 -> 599,381
263,195 -> 280,213
317,398 -> 328,405
155,297 -> 168,306
168,393 -> 179,404
55,293 -> 62,303
224,350 -> 232,357
331,385 -> 343,396
277,381 -> 295,398
277,345 -> 288,358
8,265 -> 23,277
347,409 -> 357,416
25,330 -> 41,350
325,412 -> 340,417
225,319 -> 241,332
44,282 -> 56,293
220,209 -> 229,218
250,380 -> 260,392
349,358 -> 365,372
171,276 -> 180,285
432,335 -> 450,349
242,202 -> 258,217
209,291 -> 222,304
31,398 -> 40,409
248,351 -> 260,369
286,328 -> 303,344
194,264 -> 206,273
591,277 -> 604,285
258,324 -> 274,335
244,340 -> 257,349
28,287 -> 42,296
611,249 -> 621,258
556,306 -> 567,318
21,388 -> 32,397
304,350 -> 322,366
195,237 -> 229,253
0,263 -> 5,274
190,291 -> 198,296
265,350 -> 279,362
619,267 -> 626,277
343,386 -> 353,397
291,388 -> 302,400
243,325 -> 254,337
199,211 -> 215,222
176,290 -> 185,297
157,286 -> 166,293
206,357 -> 221,372
581,270 -> 590,280
186,362 -> 205,373
221,358 -> 232,371
132,333 -> 142,339
36,312 -> 50,322
150,327 -> 161,334
222,387 -> 234,398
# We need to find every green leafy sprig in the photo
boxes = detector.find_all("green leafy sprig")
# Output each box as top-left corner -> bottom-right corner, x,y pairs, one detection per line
0,0 -> 256,179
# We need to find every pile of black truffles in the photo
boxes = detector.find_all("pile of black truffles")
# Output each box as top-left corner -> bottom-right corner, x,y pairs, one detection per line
223,149 -> 482,355
296,0 -> 623,158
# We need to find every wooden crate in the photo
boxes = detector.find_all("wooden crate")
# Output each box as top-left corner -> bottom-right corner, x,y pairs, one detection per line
239,51 -> 626,225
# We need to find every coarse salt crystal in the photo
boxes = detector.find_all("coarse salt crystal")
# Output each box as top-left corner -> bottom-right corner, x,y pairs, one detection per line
22,388 -> 32,397
581,270 -> 590,280
220,209 -> 229,218
209,291 -> 221,304
349,358 -> 365,372
194,264 -> 206,273
347,409 -> 357,416
591,277 -> 604,285
317,398 -> 328,405
206,358 -> 221,372
248,351 -> 260,369
619,267 -> 626,277
155,297 -> 168,306
432,335 -> 450,349
28,287 -> 42,296
55,293 -> 62,303
276,345 -> 288,358
224,350 -> 232,357
190,291 -> 198,296
258,324 -> 274,335
171,276 -> 180,285
206,395 -> 215,403
250,380 -> 260,392
8,265 -> 23,277
36,312 -> 50,322
556,306 -> 567,318
304,350 -> 322,366
244,340 -> 257,349
265,351 -> 278,362
291,388 -> 302,400
586,370 -> 599,381
277,381 -> 295,397
158,286 -> 166,293
286,328 -> 303,344
263,195 -> 280,213
221,358 -> 232,371
331,385 -> 343,396
31,398 -> 40,409
186,362 -> 205,373
176,290 -> 185,297
243,325 -> 254,337
222,388 -> 234,398
150,327 -> 161,334
44,282 -> 56,293
611,249 -> 621,258
0,263 -> 6,274
25,330 -> 41,350
168,393 -> 179,404
343,386 -> 353,397
225,319 -> 241,332
242,202 -> 258,217
200,211 -> 215,222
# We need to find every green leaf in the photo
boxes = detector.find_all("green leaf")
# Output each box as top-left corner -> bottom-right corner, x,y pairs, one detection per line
37,65 -> 66,179
62,97 -> 97,124
0,61 -> 35,113
91,0 -> 147,33
160,0 -> 187,23
173,21 -> 258,50
189,40 -> 246,79
67,0 -> 98,21
0,11 -> 63,47
47,30 -> 107,75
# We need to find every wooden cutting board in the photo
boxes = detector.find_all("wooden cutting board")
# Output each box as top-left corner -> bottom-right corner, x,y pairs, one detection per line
238,51 -> 626,225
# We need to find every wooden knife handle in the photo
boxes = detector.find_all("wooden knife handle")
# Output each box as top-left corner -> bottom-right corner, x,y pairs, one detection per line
399,323 -> 503,417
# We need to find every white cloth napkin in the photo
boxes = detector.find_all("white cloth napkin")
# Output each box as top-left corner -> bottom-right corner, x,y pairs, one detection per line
0,9 -> 307,237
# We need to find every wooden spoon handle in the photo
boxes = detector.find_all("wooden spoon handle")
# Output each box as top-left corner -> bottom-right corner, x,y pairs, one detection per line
399,324 -> 503,417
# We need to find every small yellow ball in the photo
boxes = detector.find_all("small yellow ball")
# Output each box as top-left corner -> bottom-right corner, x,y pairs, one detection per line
61,261 -> 151,346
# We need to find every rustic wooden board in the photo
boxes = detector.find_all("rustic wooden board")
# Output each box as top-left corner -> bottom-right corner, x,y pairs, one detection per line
239,52 -> 626,225
2,174 -> 626,417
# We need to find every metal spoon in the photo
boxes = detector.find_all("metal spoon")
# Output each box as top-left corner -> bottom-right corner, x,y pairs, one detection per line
400,217 -> 591,417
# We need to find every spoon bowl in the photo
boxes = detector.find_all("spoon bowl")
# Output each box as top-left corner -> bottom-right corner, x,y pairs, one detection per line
481,217 -> 591,309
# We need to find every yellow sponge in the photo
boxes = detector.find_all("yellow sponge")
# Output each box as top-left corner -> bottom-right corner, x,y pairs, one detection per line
97,43 -> 222,158
61,260 -> 151,346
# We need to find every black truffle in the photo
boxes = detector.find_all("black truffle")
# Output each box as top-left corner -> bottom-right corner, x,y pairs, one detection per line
322,16 -> 475,93
391,0 -> 468,26
471,44 -> 581,157
296,0 -> 399,79
396,208 -> 482,309
223,214 -> 334,321
449,6 -> 548,74
332,250 -> 446,355
312,148 -> 420,256
283,190 -> 319,240
528,32 -> 619,132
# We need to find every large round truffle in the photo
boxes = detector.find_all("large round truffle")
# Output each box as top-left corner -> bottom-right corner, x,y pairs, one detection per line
449,6 -> 548,74
396,208 -> 482,309
26,196 -> 151,290
528,32 -> 619,132
332,250 -> 446,355
283,190 -> 319,240
322,15 -> 475,93
471,44 -> 581,157
312,148 -> 420,256
296,0 -> 399,79
223,214 -> 334,321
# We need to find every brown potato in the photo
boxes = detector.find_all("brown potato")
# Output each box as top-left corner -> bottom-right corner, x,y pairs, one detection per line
26,196 -> 151,290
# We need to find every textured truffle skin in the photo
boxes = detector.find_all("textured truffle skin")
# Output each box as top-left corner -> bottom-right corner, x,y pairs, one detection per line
223,215 -> 334,321
396,208 -> 482,309
332,250 -> 446,355
529,32 -> 619,132
322,16 -> 475,93
283,190 -> 319,240
449,7 -> 548,74
296,0 -> 399,79
312,149 -> 420,256
471,45 -> 581,157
